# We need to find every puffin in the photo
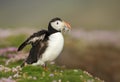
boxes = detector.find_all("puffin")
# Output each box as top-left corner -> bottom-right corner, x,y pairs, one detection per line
18,17 -> 71,68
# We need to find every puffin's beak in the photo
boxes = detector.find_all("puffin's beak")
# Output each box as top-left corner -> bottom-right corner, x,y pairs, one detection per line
63,21 -> 71,32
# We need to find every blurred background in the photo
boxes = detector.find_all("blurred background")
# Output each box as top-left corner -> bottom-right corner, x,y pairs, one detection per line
0,0 -> 120,82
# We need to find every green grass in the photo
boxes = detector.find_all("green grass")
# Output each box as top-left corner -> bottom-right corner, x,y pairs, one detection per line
0,56 -> 7,65
0,56 -> 102,82
0,72 -> 14,78
0,34 -> 31,52
0,34 -> 26,48
0,65 -> 102,82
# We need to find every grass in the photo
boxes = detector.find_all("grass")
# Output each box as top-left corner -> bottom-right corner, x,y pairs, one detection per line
0,34 -> 31,52
0,35 -> 103,82
0,61 -> 102,82
0,34 -> 26,48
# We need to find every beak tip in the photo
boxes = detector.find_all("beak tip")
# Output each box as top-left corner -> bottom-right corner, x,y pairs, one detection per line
64,22 -> 71,30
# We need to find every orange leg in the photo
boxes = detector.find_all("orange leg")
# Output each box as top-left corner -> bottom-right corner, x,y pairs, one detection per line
21,62 -> 28,67
43,63 -> 48,71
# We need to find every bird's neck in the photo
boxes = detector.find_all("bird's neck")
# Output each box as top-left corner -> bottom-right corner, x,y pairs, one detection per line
48,24 -> 60,35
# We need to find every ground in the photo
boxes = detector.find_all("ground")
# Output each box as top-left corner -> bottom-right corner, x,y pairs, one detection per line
0,54 -> 103,82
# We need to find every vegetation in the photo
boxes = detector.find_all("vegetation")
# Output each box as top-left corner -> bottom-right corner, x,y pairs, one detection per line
0,58 -> 102,82
0,35 -> 103,82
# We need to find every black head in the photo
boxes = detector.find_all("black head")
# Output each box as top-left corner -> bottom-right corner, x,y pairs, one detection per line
48,17 -> 71,34
49,17 -> 62,23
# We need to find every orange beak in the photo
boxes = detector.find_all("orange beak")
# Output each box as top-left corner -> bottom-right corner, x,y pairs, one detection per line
64,21 -> 71,30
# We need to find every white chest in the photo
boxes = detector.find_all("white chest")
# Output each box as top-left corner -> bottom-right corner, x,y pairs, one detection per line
41,32 -> 64,61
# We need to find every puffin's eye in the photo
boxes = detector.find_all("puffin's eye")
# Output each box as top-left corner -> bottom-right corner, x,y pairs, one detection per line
56,22 -> 59,25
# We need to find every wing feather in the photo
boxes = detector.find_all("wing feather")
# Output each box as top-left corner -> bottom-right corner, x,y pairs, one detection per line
17,29 -> 48,51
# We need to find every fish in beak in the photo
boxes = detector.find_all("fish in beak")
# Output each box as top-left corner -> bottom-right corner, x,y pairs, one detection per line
62,21 -> 71,32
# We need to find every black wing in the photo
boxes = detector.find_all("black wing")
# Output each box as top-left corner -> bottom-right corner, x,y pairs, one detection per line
25,39 -> 48,65
18,29 -> 48,51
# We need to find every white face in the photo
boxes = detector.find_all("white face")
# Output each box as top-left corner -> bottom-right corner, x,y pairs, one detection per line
51,20 -> 65,31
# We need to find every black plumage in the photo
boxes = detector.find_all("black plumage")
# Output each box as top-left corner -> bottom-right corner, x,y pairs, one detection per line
18,30 -> 49,67
18,30 -> 48,51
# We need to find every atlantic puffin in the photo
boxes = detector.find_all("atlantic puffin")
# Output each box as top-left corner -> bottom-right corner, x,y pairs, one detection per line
18,17 -> 71,68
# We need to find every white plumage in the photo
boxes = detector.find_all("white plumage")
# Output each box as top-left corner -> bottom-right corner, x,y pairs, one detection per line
32,32 -> 64,66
